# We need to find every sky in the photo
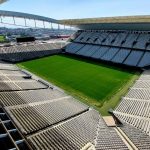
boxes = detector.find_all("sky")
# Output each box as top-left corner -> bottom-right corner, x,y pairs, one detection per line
0,0 -> 150,19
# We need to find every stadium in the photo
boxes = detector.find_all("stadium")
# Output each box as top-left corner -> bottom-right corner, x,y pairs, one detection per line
0,1 -> 150,150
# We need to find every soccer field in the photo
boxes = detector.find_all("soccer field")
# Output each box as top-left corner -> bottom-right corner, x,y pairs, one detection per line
0,35 -> 6,42
18,54 -> 139,116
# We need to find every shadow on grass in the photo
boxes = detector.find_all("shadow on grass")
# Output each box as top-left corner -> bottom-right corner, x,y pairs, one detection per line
58,53 -> 141,75
18,52 -> 141,76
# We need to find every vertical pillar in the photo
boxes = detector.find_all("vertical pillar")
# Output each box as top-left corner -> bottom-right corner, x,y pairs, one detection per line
34,19 -> 36,28
0,16 -> 3,23
24,18 -> 27,26
13,17 -> 16,25
51,22 -> 53,29
43,21 -> 45,28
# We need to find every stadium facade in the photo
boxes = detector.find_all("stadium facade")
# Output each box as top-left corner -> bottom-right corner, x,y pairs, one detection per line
0,10 -> 150,150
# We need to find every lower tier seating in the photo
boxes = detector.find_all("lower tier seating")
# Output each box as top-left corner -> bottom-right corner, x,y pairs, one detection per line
65,42 -> 150,68
67,30 -> 150,68
0,89 -> 67,107
0,107 -> 30,150
114,69 -> 150,136
0,60 -> 150,149
6,97 -> 89,134
27,110 -> 101,150
0,43 -> 62,62
120,123 -> 150,149
95,128 -> 128,150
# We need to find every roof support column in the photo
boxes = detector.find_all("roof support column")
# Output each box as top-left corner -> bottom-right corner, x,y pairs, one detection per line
51,22 -> 53,29
43,21 -> 45,28
13,17 -> 16,25
0,16 -> 3,23
24,18 -> 27,26
64,24 -> 65,30
34,19 -> 36,28
58,23 -> 60,30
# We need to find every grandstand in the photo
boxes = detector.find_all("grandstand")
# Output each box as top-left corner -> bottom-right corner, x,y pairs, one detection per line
0,9 -> 150,150
0,42 -> 63,62
114,69 -> 150,136
66,30 -> 150,68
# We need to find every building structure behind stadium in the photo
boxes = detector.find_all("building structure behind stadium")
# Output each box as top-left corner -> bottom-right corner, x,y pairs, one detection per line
0,9 -> 150,150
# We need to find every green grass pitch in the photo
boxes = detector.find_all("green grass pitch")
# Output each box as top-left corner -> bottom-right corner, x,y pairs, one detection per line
18,54 -> 139,116
0,35 -> 6,42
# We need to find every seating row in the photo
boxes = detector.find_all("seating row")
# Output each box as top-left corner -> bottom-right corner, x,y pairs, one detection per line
74,31 -> 150,50
66,43 -> 150,67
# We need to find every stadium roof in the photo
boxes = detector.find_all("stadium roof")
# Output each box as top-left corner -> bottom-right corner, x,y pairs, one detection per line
1,9 -> 150,31
0,0 -> 7,4
60,15 -> 150,31
0,10 -> 59,24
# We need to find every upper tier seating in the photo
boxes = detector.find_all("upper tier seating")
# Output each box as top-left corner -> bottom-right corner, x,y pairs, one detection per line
133,34 -> 150,49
